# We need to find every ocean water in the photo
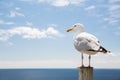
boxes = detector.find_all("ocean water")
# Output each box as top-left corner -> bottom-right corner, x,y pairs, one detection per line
0,69 -> 120,80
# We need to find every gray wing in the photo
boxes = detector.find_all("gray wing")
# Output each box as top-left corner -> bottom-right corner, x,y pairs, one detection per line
74,32 -> 100,52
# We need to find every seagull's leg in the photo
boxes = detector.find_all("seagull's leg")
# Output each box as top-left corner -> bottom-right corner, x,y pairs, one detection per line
81,53 -> 84,67
88,55 -> 91,67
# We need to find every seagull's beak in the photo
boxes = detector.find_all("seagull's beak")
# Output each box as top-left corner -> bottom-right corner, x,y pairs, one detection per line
66,27 -> 73,32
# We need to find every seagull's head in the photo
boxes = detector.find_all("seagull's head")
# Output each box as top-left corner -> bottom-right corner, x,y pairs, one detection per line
66,23 -> 84,32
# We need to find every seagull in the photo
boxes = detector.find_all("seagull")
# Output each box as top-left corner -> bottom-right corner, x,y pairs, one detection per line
66,23 -> 110,67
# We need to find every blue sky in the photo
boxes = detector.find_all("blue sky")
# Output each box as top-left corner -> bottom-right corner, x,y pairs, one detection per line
0,0 -> 120,68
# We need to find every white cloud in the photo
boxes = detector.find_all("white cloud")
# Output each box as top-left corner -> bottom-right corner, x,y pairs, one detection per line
83,1 -> 120,25
85,5 -> 100,17
107,5 -> 120,24
8,27 -> 47,39
15,7 -> 21,10
1,3 -> 24,18
20,0 -> 33,2
107,52 -> 120,56
7,42 -> 14,46
50,0 -> 69,7
21,0 -> 86,7
8,11 -> 25,17
0,20 -> 14,25
104,17 -> 119,24
26,21 -> 33,26
109,0 -> 120,3
70,0 -> 86,5
2,2 -> 14,7
48,24 -> 57,27
48,0 -> 86,7
0,26 -> 63,41
108,4 -> 120,11
85,5 -> 95,11
102,3 -> 120,24
0,30 -> 9,41
46,27 -> 60,36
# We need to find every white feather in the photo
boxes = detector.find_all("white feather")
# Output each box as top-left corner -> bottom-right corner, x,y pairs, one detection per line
74,32 -> 100,55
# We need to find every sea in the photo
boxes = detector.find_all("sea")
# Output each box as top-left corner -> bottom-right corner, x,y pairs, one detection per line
0,69 -> 120,80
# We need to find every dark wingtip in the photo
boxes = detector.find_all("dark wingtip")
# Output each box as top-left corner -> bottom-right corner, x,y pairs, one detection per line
99,46 -> 110,54
103,50 -> 110,54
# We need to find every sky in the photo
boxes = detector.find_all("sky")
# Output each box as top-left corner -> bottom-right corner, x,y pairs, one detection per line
0,0 -> 120,68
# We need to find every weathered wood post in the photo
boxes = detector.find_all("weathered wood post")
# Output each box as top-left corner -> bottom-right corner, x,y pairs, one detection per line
78,66 -> 93,80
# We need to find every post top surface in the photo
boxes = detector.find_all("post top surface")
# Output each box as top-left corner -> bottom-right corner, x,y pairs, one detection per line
78,66 -> 93,69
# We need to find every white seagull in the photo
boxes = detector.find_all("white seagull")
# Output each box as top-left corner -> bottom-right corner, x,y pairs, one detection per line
66,23 -> 110,67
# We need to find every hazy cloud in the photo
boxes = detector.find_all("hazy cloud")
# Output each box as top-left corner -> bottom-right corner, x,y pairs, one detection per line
0,60 -> 76,68
0,20 -> 14,25
103,3 -> 120,24
25,21 -> 33,26
0,54 -> 120,68
108,5 -> 120,11
20,0 -> 33,2
0,26 -> 63,41
114,31 -> 120,36
114,27 -> 120,37
15,7 -> 21,10
84,1 -> 120,25
7,11 -> 25,17
92,53 -> 120,68
109,0 -> 120,3
85,5 -> 95,11
7,7 -> 25,18
0,29 -> 9,41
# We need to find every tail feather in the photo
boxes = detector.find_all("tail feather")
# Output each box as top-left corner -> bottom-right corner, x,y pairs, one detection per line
99,46 -> 110,53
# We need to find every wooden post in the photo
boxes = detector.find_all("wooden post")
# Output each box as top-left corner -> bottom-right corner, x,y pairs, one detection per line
78,66 -> 93,80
